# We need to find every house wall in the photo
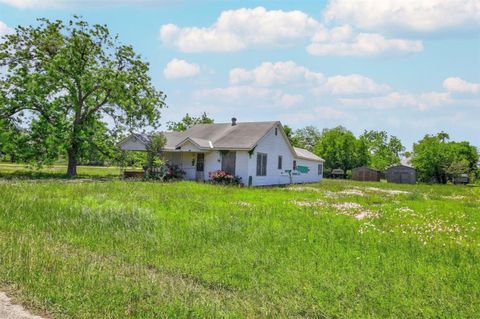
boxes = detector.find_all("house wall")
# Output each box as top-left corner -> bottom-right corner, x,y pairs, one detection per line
241,125 -> 322,186
292,159 -> 323,184
120,136 -> 146,151
203,151 -> 221,180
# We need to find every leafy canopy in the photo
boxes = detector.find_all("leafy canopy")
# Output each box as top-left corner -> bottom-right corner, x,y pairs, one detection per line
314,126 -> 368,172
0,17 -> 166,175
412,132 -> 478,183
167,112 -> 213,132
359,130 -> 405,170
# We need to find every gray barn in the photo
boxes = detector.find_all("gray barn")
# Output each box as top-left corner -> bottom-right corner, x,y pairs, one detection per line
386,165 -> 416,184
352,166 -> 381,182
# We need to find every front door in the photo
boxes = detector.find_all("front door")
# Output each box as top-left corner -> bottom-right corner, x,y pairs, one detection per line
196,153 -> 205,181
221,151 -> 236,175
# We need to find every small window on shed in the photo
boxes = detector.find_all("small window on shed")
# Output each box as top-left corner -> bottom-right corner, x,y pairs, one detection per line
293,160 -> 297,170
275,127 -> 278,135
278,155 -> 283,169
318,164 -> 323,176
256,153 -> 267,176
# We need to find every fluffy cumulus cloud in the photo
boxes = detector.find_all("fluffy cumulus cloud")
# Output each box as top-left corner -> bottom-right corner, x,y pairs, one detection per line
160,7 -> 319,53
340,91 -> 453,110
323,0 -> 480,34
195,86 -> 305,109
307,25 -> 423,56
229,61 -> 389,96
316,74 -> 391,95
163,59 -> 200,79
160,7 -> 424,56
443,77 -> 480,94
229,61 -> 324,86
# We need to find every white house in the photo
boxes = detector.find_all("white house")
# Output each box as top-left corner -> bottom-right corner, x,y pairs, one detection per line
119,119 -> 324,186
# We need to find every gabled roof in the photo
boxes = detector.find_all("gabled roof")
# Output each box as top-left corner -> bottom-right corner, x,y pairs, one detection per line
120,121 -> 325,162
293,147 -> 323,162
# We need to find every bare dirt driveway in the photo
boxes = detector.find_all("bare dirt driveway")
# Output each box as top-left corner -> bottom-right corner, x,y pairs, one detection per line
0,292 -> 45,319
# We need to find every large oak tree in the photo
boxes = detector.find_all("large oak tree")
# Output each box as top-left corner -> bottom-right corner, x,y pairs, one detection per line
0,17 -> 165,176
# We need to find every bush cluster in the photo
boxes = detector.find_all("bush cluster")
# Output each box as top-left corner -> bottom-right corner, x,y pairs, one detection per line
208,170 -> 242,185
145,163 -> 185,181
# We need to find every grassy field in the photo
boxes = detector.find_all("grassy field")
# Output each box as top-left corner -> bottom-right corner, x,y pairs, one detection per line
0,163 -> 127,179
0,167 -> 479,318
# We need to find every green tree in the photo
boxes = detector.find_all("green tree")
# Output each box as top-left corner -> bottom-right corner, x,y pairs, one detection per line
282,125 -> 294,144
145,133 -> 166,170
290,126 -> 321,151
314,126 -> 368,173
167,112 -> 213,132
412,133 -> 478,183
0,17 -> 165,176
360,130 -> 405,170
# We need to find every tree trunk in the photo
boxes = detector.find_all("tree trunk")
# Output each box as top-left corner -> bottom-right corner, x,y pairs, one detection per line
67,147 -> 78,177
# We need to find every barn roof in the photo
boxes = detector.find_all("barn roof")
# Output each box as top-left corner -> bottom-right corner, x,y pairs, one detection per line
120,121 -> 325,162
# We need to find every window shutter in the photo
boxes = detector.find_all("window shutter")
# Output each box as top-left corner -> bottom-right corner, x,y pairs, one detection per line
256,154 -> 261,176
262,154 -> 267,176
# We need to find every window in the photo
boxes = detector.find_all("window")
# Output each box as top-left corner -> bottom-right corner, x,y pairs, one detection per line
275,127 -> 278,135
256,153 -> 267,176
318,164 -> 323,176
293,160 -> 297,170
278,155 -> 283,169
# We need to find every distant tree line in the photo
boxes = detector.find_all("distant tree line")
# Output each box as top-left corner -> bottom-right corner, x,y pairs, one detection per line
284,125 -> 479,184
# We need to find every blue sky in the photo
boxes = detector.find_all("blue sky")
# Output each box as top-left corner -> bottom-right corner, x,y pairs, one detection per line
0,0 -> 479,148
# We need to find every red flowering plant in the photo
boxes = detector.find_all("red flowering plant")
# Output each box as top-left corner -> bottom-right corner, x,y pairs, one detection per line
208,170 -> 242,185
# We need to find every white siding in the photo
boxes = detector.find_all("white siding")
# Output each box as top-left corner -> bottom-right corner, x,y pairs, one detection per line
181,152 -> 197,180
203,151 -> 221,180
119,136 -> 146,151
235,151 -> 249,185
241,125 -> 322,186
292,159 -> 323,184
247,125 -> 294,186
179,141 -> 202,153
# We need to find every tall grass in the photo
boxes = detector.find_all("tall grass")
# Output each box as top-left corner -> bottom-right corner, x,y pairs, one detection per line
0,179 -> 479,318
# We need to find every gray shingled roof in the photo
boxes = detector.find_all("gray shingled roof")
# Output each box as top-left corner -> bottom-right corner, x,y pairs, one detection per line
293,147 -> 323,162
126,121 -> 324,162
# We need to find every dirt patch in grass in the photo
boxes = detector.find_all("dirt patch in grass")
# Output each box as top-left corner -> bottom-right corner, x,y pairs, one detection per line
0,291 -> 46,319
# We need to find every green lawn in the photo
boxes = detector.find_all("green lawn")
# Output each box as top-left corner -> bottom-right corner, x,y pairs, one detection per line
0,162 -> 127,179
0,173 -> 479,317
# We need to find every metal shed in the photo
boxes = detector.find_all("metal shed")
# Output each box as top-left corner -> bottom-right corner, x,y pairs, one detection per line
330,168 -> 345,179
385,165 -> 416,184
352,166 -> 381,182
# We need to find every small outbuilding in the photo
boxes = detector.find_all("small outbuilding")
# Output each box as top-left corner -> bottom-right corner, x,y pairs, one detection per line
385,165 -> 416,184
331,168 -> 345,179
453,174 -> 470,185
352,166 -> 381,182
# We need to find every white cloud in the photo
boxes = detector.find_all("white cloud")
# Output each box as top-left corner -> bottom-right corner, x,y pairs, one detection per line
307,27 -> 423,56
316,74 -> 391,95
160,7 -> 319,52
229,61 -> 324,86
195,85 -> 304,109
0,21 -> 13,39
163,59 -> 200,79
159,6 -> 425,56
340,91 -> 452,110
323,0 -> 480,34
443,77 -> 480,94
284,106 -> 347,124
229,61 -> 389,96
